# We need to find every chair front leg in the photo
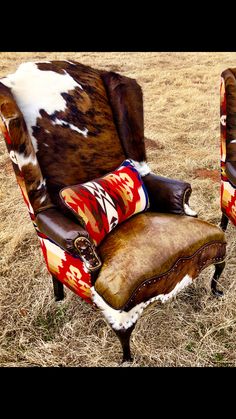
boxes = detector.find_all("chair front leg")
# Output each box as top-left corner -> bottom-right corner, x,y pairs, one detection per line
220,213 -> 229,232
211,261 -> 225,297
113,324 -> 135,363
52,275 -> 64,301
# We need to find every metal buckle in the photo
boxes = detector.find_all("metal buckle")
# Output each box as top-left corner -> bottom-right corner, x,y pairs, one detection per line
74,237 -> 102,271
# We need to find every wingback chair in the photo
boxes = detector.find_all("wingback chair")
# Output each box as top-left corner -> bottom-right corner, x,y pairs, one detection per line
0,61 -> 227,362
220,68 -> 236,232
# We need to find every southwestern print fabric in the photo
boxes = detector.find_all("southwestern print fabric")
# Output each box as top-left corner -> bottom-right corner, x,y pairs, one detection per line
220,73 -> 236,226
60,159 -> 150,246
0,82 -> 93,303
38,232 -> 92,302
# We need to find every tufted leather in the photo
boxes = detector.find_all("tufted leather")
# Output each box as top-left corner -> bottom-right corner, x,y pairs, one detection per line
95,212 -> 226,310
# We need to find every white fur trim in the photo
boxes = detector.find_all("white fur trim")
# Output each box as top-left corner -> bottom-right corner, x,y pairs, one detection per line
91,274 -> 192,330
184,203 -> 197,217
129,160 -> 151,177
230,139 -> 236,143
1,62 -> 83,152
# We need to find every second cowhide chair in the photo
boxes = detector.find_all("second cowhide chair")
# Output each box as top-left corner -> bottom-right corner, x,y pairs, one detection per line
220,68 -> 236,232
0,61 -> 227,362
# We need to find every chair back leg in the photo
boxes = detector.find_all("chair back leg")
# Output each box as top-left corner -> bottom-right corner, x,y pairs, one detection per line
211,261 -> 225,297
114,324 -> 135,363
52,275 -> 64,301
220,213 -> 229,232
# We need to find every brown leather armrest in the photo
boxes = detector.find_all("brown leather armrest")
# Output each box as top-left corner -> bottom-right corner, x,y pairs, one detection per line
36,208 -> 102,271
143,173 -> 192,215
226,161 -> 236,186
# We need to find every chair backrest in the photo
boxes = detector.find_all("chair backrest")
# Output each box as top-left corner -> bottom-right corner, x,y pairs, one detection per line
0,60 -> 146,212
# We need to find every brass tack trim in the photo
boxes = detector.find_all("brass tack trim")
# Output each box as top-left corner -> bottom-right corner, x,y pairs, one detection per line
123,241 -> 226,311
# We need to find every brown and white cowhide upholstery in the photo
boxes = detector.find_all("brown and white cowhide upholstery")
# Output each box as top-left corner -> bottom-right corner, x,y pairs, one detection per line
1,61 -> 152,211
0,81 -> 53,214
1,60 -> 195,216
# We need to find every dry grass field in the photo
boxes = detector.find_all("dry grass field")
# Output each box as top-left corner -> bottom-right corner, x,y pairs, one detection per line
0,52 -> 236,367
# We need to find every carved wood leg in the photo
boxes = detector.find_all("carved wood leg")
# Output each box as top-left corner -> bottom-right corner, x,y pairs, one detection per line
211,261 -> 225,297
52,275 -> 64,301
113,324 -> 135,363
220,213 -> 229,232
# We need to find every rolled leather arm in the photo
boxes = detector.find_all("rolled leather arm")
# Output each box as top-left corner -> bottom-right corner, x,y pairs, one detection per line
226,161 -> 236,186
143,173 -> 194,215
225,142 -> 236,186
36,208 -> 102,271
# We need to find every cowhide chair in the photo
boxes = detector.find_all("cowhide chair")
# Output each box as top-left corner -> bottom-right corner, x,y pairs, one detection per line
0,61 -> 227,362
220,68 -> 236,232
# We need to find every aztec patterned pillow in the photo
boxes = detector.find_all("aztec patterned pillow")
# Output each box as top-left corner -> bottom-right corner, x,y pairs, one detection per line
60,159 -> 150,246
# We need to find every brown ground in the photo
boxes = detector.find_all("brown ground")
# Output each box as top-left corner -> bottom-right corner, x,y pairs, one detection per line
0,52 -> 236,367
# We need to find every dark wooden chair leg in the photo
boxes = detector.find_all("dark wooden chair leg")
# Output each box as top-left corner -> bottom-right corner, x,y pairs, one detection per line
114,324 -> 135,363
211,261 -> 225,297
220,213 -> 229,232
52,275 -> 64,301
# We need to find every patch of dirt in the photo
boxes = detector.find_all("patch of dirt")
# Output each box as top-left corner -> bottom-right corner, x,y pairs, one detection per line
193,169 -> 220,182
145,137 -> 165,150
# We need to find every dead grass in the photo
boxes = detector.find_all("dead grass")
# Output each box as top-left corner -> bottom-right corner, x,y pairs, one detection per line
0,52 -> 236,367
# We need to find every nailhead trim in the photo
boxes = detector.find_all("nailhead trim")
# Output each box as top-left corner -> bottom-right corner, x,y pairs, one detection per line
124,241 -> 226,310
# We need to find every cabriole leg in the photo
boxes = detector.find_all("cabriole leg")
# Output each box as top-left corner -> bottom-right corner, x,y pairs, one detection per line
220,213 -> 229,232
211,261 -> 225,297
114,324 -> 135,363
52,275 -> 64,301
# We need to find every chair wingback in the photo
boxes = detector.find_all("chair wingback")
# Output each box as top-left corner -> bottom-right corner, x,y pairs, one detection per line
1,61 -> 128,207
1,61 -> 149,208
102,71 -> 146,162
0,81 -> 53,217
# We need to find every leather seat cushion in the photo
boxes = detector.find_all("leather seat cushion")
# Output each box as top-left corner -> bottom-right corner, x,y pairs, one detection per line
95,212 -> 226,310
